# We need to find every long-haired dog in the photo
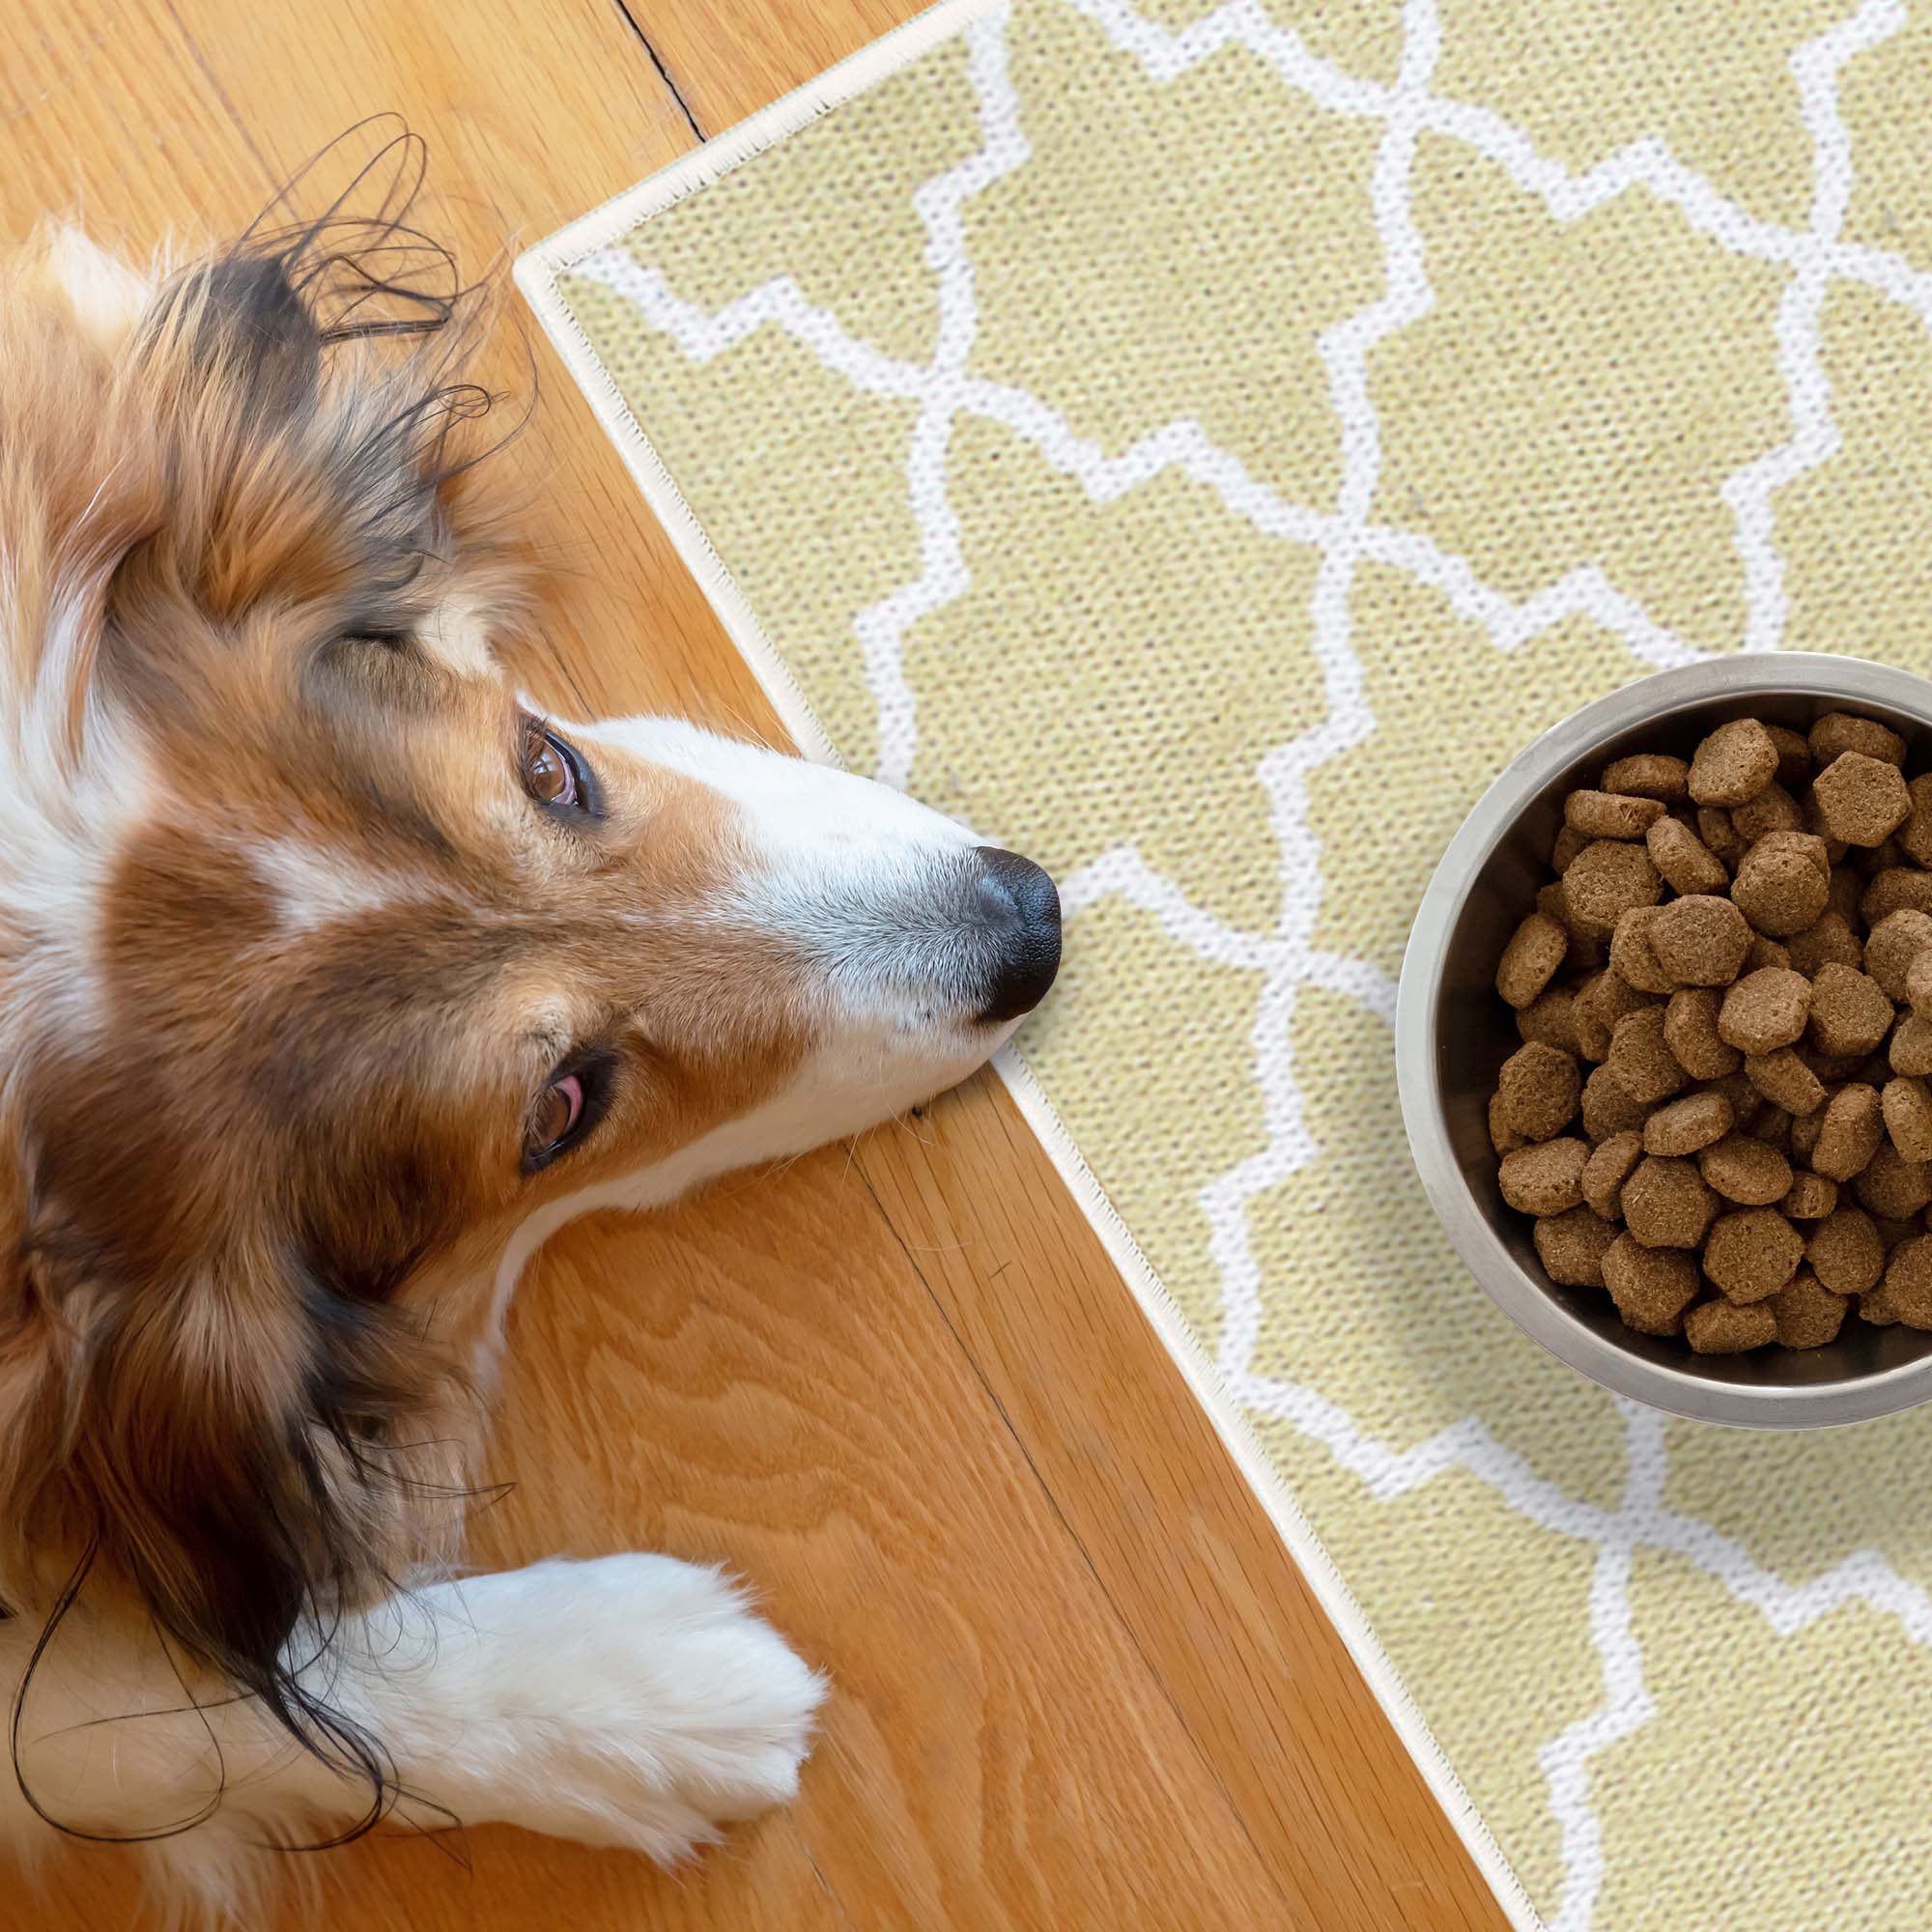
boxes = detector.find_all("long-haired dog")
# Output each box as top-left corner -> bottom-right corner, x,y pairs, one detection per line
0,168 -> 1058,1915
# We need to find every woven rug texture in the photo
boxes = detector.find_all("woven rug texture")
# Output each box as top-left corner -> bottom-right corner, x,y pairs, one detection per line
531,2 -> 1932,1925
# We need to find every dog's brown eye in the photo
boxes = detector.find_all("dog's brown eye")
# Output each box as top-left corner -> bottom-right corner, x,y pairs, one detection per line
529,1074 -> 582,1154
522,724 -> 579,808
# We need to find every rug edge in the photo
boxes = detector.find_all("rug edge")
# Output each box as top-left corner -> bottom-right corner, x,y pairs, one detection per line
513,23 -> 1548,1926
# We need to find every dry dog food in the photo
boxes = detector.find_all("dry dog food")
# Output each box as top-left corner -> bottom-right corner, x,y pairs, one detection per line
1489,706 -> 1932,1351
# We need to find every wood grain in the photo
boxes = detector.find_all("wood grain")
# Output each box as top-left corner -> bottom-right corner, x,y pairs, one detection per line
3,0 -> 1511,1926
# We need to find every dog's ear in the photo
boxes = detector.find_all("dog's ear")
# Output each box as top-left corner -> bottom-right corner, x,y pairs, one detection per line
189,251 -> 325,419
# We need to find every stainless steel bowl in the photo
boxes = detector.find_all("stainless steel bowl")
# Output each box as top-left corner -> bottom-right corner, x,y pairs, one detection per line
1397,652 -> 1932,1428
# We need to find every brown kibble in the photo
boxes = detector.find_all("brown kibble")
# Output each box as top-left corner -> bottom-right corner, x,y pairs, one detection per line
1602,1236 -> 1700,1336
1732,781 -> 1804,843
1703,1208 -> 1804,1302
1499,1139 -> 1590,1215
1861,868 -> 1932,926
1877,1214 -> 1922,1249
1766,724 -> 1812,788
1862,1282 -> 1904,1325
1811,1083 -> 1884,1181
1518,986 -> 1581,1055
1622,1155 -> 1719,1248
1809,711 -> 1905,769
1893,1013 -> 1932,1077
1690,718 -> 1778,807
1857,835 -> 1907,876
1551,822 -> 1589,872
1897,773 -> 1932,867
1806,963 -> 1894,1056
1747,935 -> 1793,973
1566,789 -> 1667,839
1790,1101 -> 1825,1165
1603,753 -> 1690,802
1781,1173 -> 1837,1220
1852,1142 -> 1932,1219
1646,815 -> 1730,895
1685,1298 -> 1777,1353
1609,906 -> 1678,995
1884,1236 -> 1932,1327
1534,1207 -> 1621,1288
1812,751 -> 1912,846
1698,1133 -> 1793,1207
1563,839 -> 1663,937
1663,987 -> 1742,1080
1649,895 -> 1750,987
1748,1104 -> 1793,1150
1490,1092 -> 1528,1156
1718,968 -> 1811,1055
1697,806 -> 1747,866
1744,1048 -> 1828,1117
1579,1131 -> 1641,1220
1642,1091 -> 1733,1156
1607,1007 -> 1690,1105
1769,1267 -> 1847,1348
1582,1065 -> 1651,1142
1883,1076 -> 1932,1161
1733,837 -> 1832,936
1495,912 -> 1569,1009
1784,913 -> 1863,978
1496,1041 -> 1581,1141
1909,950 -> 1932,1017
1807,1207 -> 1886,1294
1829,864 -> 1862,923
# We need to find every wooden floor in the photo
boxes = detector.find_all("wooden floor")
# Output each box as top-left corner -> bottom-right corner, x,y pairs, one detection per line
11,3 -> 1510,1927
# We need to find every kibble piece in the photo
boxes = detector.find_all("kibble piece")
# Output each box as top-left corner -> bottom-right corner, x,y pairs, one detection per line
1697,807 -> 1747,866
1641,1091 -> 1731,1157
1812,751 -> 1912,846
1732,781 -> 1804,843
1649,895 -> 1751,987
1663,987 -> 1742,1080
1604,753 -> 1690,802
1811,1083 -> 1884,1181
1552,823 -> 1589,873
1785,913 -> 1863,978
1769,1268 -> 1848,1348
1828,864 -> 1862,923
1563,839 -> 1663,937
1690,718 -> 1778,807
1852,1142 -> 1932,1219
1857,835 -> 1907,876
1711,1069 -> 1763,1126
1698,1133 -> 1793,1207
1490,1092 -> 1528,1155
1884,1236 -> 1932,1327
1518,986 -> 1581,1055
1909,950 -> 1932,1017
1806,962 -> 1895,1059
1766,724 -> 1812,788
1581,1131 -> 1644,1220
1747,935 -> 1793,974
1861,868 -> 1932,926
1496,1041 -> 1581,1141
1719,968 -> 1812,1055
1566,789 -> 1667,839
1782,1173 -> 1837,1220
1685,1298 -> 1777,1353
1807,1206 -> 1886,1293
1494,912 -> 1569,1009
1862,1282 -> 1904,1325
1866,908 -> 1932,998
1748,1104 -> 1793,1150
1703,1208 -> 1804,1303
1609,906 -> 1679,995
1884,1076 -> 1932,1161
1499,1139 -> 1590,1215
1534,1206 -> 1620,1288
1602,1236 -> 1700,1336
1577,967 -> 1659,1038
1809,711 -> 1906,769
1744,1048 -> 1828,1117
1622,1155 -> 1719,1248
1897,773 -> 1932,867
1582,1065 -> 1651,1142
1607,1007 -> 1690,1105
1646,815 -> 1730,895
1733,837 -> 1832,936
1893,1013 -> 1932,1077
1790,1101 -> 1825,1164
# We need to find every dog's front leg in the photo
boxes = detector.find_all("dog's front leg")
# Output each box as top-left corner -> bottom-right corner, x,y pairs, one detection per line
1,1554 -> 823,1877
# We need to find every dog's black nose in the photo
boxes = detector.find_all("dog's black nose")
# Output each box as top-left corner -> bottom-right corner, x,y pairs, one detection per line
972,846 -> 1062,1024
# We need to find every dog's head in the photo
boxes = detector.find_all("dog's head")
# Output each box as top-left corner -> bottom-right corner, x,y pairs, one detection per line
0,216 -> 1056,1811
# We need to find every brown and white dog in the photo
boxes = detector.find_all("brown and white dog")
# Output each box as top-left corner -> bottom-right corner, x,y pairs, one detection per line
0,200 -> 1058,1914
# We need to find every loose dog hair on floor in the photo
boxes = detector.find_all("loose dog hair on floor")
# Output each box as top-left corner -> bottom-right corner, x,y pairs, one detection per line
0,127 -> 1058,1916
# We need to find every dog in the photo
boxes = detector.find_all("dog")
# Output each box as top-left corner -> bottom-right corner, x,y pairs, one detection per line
0,196 -> 1059,1915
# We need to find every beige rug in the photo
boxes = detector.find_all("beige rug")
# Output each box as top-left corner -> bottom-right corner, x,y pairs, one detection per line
520,3 -> 1932,1924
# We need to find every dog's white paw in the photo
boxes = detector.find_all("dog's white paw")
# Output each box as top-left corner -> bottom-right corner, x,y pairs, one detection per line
404,1554 -> 826,1861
